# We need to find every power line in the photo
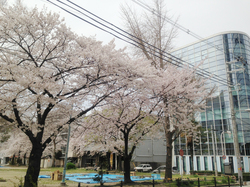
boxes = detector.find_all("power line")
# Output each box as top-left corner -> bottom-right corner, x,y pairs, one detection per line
132,0 -> 224,52
65,0 -> 230,86
46,0 -> 231,87
46,0 -> 180,69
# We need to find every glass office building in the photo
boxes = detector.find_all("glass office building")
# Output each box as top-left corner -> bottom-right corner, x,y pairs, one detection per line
172,31 -> 250,174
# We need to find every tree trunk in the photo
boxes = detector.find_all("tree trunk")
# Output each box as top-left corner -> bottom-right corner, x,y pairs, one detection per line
52,139 -> 56,167
106,152 -> 111,170
191,145 -> 194,175
164,116 -> 173,181
23,153 -> 26,166
187,137 -> 194,175
165,130 -> 173,181
123,155 -> 132,183
11,154 -> 15,165
123,132 -> 132,183
24,143 -> 43,187
118,155 -> 122,171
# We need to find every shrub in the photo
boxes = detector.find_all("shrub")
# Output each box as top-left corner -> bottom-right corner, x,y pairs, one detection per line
66,162 -> 76,170
221,177 -> 227,184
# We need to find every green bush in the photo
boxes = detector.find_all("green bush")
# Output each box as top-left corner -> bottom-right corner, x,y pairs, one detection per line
221,176 -> 227,184
190,170 -> 215,175
66,162 -> 76,169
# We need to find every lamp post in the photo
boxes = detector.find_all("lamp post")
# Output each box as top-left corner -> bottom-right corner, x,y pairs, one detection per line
220,132 -> 225,156
220,130 -> 231,174
220,131 -> 231,156
205,129 -> 231,176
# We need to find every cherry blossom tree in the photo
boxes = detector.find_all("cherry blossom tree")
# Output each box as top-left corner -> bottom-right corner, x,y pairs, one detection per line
144,64 -> 214,180
0,2 -> 137,186
71,86 -> 162,183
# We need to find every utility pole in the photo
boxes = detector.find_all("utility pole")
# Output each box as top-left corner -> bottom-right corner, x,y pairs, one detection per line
226,60 -> 243,182
60,123 -> 71,186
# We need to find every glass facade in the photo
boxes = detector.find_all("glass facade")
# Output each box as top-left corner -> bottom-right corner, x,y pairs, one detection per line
172,32 -> 250,172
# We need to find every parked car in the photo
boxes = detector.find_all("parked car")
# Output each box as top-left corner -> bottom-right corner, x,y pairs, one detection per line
152,165 -> 179,174
152,165 -> 166,173
134,164 -> 152,172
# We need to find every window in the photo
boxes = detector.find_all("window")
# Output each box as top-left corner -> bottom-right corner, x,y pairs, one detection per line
189,156 -> 193,171
197,157 -> 201,171
204,157 -> 208,170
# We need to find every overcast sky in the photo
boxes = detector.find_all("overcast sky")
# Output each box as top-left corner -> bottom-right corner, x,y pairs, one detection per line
7,0 -> 250,50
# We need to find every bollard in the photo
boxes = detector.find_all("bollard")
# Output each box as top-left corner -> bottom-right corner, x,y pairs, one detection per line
228,176 -> 230,187
198,178 -> 200,187
78,182 -> 81,187
214,177 -> 217,187
152,179 -> 154,187
120,180 -> 123,187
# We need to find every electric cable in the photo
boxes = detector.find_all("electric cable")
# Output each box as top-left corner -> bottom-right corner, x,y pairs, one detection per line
64,0 -> 231,86
132,0 -> 224,52
45,0 -> 231,87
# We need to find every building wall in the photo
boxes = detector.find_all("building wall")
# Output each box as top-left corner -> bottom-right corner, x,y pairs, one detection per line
133,138 -> 166,163
172,31 -> 250,173
133,138 -> 176,170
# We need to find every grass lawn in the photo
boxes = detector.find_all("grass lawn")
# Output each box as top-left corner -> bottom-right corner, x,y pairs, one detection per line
0,167 -> 93,187
0,166 -> 236,187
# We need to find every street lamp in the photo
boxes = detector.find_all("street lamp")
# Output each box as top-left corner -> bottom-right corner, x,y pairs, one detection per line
204,128 -> 231,176
220,131 -> 231,156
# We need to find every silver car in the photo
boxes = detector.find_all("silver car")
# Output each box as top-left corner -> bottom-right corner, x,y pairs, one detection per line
153,165 -> 179,174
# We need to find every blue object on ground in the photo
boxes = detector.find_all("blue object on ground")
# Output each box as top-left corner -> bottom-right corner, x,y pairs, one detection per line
151,174 -> 161,180
38,173 -> 160,184
0,166 -> 8,168
38,175 -> 51,178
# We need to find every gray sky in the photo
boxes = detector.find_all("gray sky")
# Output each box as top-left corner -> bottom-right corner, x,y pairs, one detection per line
8,0 -> 250,50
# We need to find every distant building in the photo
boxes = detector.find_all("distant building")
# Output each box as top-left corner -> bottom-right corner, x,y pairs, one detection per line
132,138 -> 168,169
